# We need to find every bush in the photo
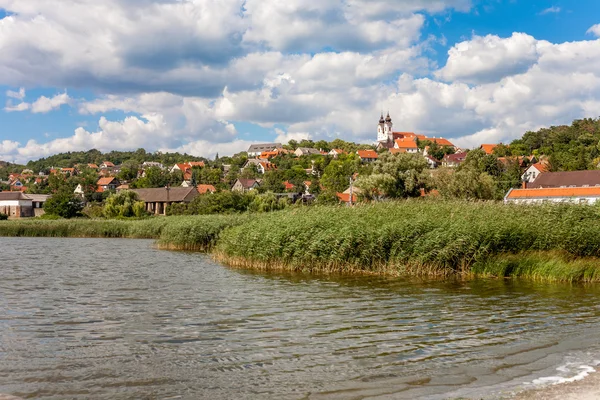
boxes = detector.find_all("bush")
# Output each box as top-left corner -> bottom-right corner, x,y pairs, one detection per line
0,213 -> 8,220
43,190 -> 85,218
103,191 -> 148,218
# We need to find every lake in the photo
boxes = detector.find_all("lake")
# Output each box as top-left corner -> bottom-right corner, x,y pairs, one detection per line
1,237 -> 600,399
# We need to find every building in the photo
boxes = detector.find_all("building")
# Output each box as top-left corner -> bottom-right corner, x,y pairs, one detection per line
424,156 -> 440,169
26,194 -> 51,217
392,138 -> 419,153
522,163 -> 549,183
504,187 -> 600,205
96,177 -> 120,192
247,143 -> 283,157
242,159 -> 275,174
480,144 -> 498,155
131,187 -> 198,215
294,147 -> 321,157
527,170 -> 600,189
197,184 -> 217,194
328,149 -> 346,158
376,112 -> 455,151
232,179 -> 260,192
0,192 -> 35,218
442,152 -> 468,168
357,150 -> 379,162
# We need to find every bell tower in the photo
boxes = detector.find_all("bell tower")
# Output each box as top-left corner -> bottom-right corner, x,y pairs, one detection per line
384,112 -> 393,142
377,113 -> 386,142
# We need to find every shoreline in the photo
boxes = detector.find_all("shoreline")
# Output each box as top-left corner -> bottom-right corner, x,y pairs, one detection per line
511,370 -> 600,400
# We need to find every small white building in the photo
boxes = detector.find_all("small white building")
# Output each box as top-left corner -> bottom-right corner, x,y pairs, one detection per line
0,192 -> 34,218
504,187 -> 600,204
522,163 -> 548,183
294,147 -> 321,157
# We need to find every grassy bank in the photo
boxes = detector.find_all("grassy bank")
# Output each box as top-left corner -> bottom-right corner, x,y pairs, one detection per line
214,201 -> 600,282
3,201 -> 600,282
0,215 -> 246,251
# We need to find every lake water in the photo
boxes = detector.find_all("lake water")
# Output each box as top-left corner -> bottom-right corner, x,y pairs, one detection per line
1,237 -> 600,399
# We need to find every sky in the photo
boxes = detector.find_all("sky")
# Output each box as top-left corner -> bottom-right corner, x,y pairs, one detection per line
1,0 -> 600,164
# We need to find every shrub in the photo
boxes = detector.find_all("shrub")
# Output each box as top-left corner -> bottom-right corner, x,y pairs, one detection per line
0,213 -> 8,221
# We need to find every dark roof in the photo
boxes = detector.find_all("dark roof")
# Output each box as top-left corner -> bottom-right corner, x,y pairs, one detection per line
247,143 -> 283,153
0,192 -> 29,201
443,152 -> 468,163
131,187 -> 198,203
529,170 -> 600,188
235,179 -> 259,188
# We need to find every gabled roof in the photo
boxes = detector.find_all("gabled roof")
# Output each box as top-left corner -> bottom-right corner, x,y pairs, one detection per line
283,181 -> 295,190
480,144 -> 498,154
336,192 -> 357,203
87,163 -> 99,169
443,152 -> 468,163
235,179 -> 259,189
506,187 -> 600,199
395,138 -> 418,149
131,187 -> 199,202
296,147 -> 321,155
0,192 -> 30,201
197,184 -> 216,194
530,163 -> 549,173
187,161 -> 205,168
247,143 -> 283,153
101,161 -> 115,167
357,150 -> 379,159
529,170 -> 600,188
97,177 -> 119,186
424,138 -> 455,147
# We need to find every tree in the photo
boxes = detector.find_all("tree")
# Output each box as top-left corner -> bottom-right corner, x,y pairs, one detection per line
321,158 -> 358,192
356,152 -> 430,199
434,167 -> 497,200
103,191 -> 147,218
43,189 -> 84,218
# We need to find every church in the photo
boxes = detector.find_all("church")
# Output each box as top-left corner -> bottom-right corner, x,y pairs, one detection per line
376,112 -> 455,152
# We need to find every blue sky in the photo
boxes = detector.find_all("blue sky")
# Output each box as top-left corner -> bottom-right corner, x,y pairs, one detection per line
1,0 -> 600,163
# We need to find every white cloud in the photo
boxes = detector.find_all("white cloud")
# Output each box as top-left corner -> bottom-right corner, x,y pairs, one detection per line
6,87 -> 25,100
540,6 -> 561,15
4,101 -> 30,112
30,92 -> 71,113
436,33 -> 541,84
587,24 -> 600,37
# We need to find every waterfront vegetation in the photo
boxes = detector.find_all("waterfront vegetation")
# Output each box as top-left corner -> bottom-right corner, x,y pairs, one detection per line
2,200 -> 600,282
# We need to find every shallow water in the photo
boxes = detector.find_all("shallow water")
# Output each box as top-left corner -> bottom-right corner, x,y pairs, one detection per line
1,237 -> 599,399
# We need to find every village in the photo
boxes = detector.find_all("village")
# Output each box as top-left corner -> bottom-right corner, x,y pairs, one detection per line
1,114 -> 600,218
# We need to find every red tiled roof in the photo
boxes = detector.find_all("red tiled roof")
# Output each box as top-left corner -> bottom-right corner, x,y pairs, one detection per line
357,150 -> 379,159
97,177 -> 118,185
336,192 -> 358,203
395,138 -> 418,149
507,187 -> 600,199
481,144 -> 497,155
187,161 -> 205,168
88,164 -> 98,169
424,138 -> 454,147
283,181 -> 295,190
531,163 -> 549,173
102,161 -> 115,167
197,184 -> 216,194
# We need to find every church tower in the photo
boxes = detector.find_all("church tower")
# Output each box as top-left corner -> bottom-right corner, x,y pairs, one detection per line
377,113 -> 386,142
384,112 -> 393,142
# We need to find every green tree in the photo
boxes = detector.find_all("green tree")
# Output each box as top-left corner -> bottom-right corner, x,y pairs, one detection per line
103,191 -> 148,218
43,189 -> 84,218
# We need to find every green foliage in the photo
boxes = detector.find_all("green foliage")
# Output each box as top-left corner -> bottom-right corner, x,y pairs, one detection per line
0,213 -> 8,221
103,191 -> 148,218
43,189 -> 85,218
356,152 -> 430,199
248,192 -> 289,213
215,201 -> 600,281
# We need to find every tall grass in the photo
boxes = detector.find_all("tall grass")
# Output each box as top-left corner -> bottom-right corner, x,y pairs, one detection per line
215,200 -> 600,281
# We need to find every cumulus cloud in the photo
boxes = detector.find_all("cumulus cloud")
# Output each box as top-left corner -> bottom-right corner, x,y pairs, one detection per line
6,87 -> 25,99
587,24 -> 600,37
4,101 -> 30,112
30,92 -> 71,113
436,33 -> 541,84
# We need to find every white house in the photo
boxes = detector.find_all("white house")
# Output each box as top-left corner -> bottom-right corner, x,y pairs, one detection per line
247,143 -> 283,157
294,147 -> 321,157
522,163 -> 548,183
0,192 -> 34,218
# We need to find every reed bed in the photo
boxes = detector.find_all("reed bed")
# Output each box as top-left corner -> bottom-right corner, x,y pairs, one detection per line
215,201 -> 600,282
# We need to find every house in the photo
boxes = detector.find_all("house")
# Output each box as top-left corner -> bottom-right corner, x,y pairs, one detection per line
294,147 -> 321,157
424,156 -> 440,169
131,187 -> 199,215
96,177 -> 120,192
74,184 -> 85,197
336,192 -> 358,204
424,137 -> 455,148
141,161 -> 164,169
259,151 -> 279,160
87,163 -> 99,169
0,192 -> 34,218
242,159 -> 275,174
480,144 -> 498,155
522,163 -> 549,183
116,184 -> 130,191
328,149 -> 346,158
247,143 -> 283,157
357,150 -> 379,162
26,194 -> 51,217
504,187 -> 600,205
528,170 -> 600,189
197,184 -> 217,194
393,138 -> 419,154
442,152 -> 468,168
232,179 -> 260,192
99,161 -> 115,169
9,179 -> 24,191
61,167 -> 76,176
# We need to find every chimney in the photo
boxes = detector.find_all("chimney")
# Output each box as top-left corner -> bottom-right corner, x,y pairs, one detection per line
522,180 -> 527,189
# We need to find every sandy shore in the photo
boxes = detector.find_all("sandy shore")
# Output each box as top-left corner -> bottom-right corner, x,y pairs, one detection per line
512,370 -> 600,400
